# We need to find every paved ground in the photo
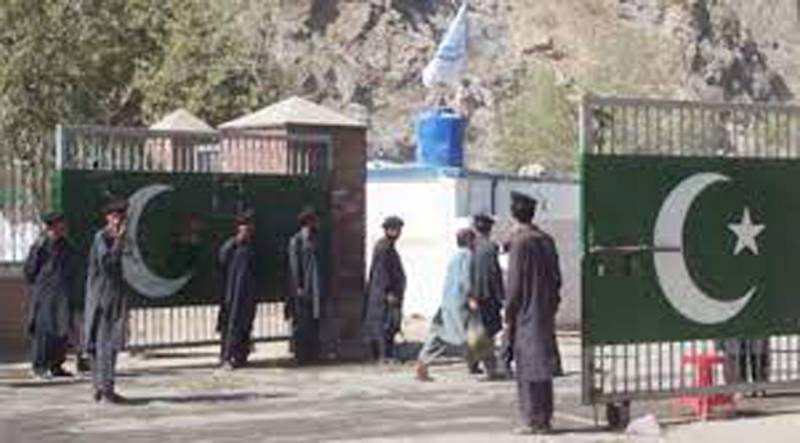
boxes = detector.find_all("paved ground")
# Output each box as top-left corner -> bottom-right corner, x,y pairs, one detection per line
1,336 -> 800,442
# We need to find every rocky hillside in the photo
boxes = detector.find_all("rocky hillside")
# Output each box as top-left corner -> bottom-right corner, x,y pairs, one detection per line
243,0 -> 800,171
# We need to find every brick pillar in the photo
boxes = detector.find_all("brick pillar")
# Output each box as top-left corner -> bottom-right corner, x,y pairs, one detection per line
289,125 -> 368,360
0,269 -> 30,362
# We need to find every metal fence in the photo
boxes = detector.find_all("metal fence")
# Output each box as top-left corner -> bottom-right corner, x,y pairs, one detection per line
127,303 -> 289,351
580,95 -> 800,410
0,152 -> 51,264
56,125 -> 332,350
59,125 -> 331,176
584,96 -> 800,158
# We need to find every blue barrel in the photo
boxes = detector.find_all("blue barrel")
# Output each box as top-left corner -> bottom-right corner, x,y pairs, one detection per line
415,107 -> 466,167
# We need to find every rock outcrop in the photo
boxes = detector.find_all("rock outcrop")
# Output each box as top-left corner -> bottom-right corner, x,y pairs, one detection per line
238,0 -> 799,169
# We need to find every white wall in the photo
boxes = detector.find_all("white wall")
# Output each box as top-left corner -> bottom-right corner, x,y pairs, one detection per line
366,176 -> 470,317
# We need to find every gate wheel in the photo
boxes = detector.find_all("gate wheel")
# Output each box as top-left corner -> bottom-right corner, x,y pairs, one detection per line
605,401 -> 631,430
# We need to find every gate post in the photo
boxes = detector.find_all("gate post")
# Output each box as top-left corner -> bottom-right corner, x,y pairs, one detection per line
579,93 -> 595,406
288,124 -> 369,360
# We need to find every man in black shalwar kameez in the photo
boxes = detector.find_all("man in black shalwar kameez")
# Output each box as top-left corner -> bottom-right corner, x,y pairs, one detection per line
363,216 -> 406,361
505,192 -> 562,435
217,210 -> 258,370
287,208 -> 322,364
469,213 -> 504,378
84,200 -> 129,403
24,211 -> 79,379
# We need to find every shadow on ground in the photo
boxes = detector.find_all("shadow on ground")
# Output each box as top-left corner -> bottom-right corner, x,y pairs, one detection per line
133,351 -> 221,360
123,391 -> 292,406
2,378 -> 89,388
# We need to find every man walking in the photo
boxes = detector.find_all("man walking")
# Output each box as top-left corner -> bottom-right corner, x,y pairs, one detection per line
469,213 -> 504,379
84,199 -> 129,403
217,210 -> 258,370
363,216 -> 406,361
415,228 -> 475,381
24,211 -> 78,379
505,192 -> 562,435
287,208 -> 322,364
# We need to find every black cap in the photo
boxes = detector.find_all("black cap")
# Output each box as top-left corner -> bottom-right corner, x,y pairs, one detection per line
472,213 -> 496,227
382,215 -> 404,229
510,191 -> 537,209
41,211 -> 65,226
103,198 -> 128,216
235,209 -> 255,226
298,207 -> 318,226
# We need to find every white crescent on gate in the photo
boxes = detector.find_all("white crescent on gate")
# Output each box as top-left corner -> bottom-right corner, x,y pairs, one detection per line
122,184 -> 193,298
653,172 -> 756,325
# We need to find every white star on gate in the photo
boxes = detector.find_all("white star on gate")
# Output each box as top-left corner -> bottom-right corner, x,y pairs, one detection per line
727,207 -> 765,255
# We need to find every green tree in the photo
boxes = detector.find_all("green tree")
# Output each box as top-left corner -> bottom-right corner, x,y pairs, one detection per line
495,64 -> 579,174
0,0 -> 164,159
134,0 -> 288,126
0,0 -> 290,162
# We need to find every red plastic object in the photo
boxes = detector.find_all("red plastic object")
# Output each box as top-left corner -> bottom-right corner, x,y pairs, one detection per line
674,353 -> 736,420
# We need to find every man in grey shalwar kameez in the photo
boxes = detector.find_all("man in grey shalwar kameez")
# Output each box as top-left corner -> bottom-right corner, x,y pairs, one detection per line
415,228 -> 475,381
469,213 -> 504,378
288,208 -> 322,364
84,200 -> 129,403
24,212 -> 79,379
505,192 -> 562,434
363,216 -> 406,361
217,210 -> 258,369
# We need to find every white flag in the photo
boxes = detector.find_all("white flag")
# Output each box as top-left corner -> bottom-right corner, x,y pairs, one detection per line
422,1 -> 468,88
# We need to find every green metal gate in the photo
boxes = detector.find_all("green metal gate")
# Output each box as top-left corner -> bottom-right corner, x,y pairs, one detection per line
55,125 -> 331,350
581,95 -> 800,420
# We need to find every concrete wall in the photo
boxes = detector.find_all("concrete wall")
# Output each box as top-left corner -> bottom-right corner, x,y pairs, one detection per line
366,175 -> 465,318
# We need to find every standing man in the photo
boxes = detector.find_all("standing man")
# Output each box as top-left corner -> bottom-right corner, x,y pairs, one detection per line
469,213 -> 504,379
505,192 -> 562,435
84,199 -> 129,403
363,216 -> 406,361
287,208 -> 322,364
24,212 -> 78,379
217,209 -> 258,370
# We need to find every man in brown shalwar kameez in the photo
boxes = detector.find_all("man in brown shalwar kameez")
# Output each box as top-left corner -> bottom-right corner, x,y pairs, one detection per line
505,191 -> 562,435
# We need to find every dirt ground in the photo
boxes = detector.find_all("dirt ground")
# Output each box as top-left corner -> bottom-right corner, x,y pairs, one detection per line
2,330 -> 800,443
